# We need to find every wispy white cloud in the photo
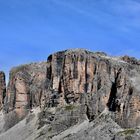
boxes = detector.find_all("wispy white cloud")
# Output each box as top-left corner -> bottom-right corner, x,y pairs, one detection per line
51,0 -> 140,32
51,0 -> 98,19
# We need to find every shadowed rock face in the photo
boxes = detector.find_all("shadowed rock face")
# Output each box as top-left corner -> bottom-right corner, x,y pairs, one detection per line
0,71 -> 6,110
3,49 -> 140,129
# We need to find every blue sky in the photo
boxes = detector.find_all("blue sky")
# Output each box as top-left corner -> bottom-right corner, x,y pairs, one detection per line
0,0 -> 140,80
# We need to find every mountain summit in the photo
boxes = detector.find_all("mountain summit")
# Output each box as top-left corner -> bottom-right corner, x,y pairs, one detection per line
0,49 -> 140,140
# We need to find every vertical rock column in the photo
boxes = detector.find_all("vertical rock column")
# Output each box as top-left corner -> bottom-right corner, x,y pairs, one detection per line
0,71 -> 6,110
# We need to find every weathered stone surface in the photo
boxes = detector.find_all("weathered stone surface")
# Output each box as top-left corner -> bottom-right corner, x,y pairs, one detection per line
51,110 -> 123,140
0,71 -> 6,110
2,49 -> 140,140
4,62 -> 47,114
121,55 -> 140,65
44,49 -> 140,128
3,49 -> 140,129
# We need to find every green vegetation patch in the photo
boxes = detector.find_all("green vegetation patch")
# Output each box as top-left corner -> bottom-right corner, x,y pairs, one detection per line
118,128 -> 135,136
64,104 -> 76,111
48,127 -> 52,132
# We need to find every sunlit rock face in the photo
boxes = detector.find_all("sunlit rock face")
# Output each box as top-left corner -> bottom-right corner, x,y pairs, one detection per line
45,49 -> 140,128
3,49 -> 140,129
5,62 -> 47,114
0,71 -> 6,110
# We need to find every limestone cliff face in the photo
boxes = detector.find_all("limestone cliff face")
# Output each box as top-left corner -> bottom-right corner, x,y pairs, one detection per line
45,49 -> 140,128
0,71 -> 6,110
3,49 -> 140,128
5,62 -> 47,114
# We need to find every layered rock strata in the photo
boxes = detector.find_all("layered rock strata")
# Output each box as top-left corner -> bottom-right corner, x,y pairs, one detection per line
3,49 -> 140,129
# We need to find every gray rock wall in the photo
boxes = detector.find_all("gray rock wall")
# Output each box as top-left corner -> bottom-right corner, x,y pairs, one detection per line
3,49 -> 140,129
0,71 -> 6,110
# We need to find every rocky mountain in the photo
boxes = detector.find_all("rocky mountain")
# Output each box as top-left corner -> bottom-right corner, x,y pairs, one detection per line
0,49 -> 140,140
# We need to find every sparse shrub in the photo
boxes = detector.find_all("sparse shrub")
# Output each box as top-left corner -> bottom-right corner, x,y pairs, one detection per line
118,128 -> 135,136
48,127 -> 52,132
65,104 -> 75,111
